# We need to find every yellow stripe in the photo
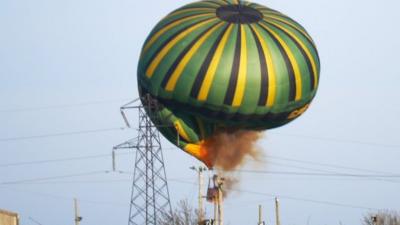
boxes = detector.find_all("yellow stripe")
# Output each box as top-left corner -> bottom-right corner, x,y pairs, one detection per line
146,18 -> 217,78
168,7 -> 214,18
213,0 -> 229,5
268,20 -> 318,88
232,25 -> 247,107
200,1 -> 221,7
259,22 -> 302,100
263,15 -> 314,44
251,24 -> 277,107
174,121 -> 192,143
165,22 -> 224,91
143,13 -> 214,52
197,24 -> 234,101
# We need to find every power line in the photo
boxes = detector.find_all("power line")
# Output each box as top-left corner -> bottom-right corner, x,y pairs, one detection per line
0,173 -> 384,210
1,126 -> 399,152
235,169 -> 400,178
29,217 -> 44,225
1,154 -> 399,180
118,169 -> 400,180
5,179 -> 132,185
2,175 -> 395,186
0,145 -> 391,177
0,127 -> 125,142
0,152 -> 132,168
265,154 -> 396,175
0,186 -> 127,207
264,161 -> 400,183
273,132 -> 400,149
0,98 -> 131,113
167,179 -> 379,211
230,188 -> 379,211
0,154 -> 109,167
266,161 -> 346,174
0,170 -> 109,185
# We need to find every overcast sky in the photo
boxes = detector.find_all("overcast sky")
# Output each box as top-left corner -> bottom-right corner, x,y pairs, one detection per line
1,0 -> 400,225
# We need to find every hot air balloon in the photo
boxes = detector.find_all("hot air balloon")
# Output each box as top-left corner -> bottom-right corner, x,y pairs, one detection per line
137,0 -> 320,167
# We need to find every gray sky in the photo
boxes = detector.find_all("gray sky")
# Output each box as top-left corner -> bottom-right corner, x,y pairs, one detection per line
1,0 -> 399,225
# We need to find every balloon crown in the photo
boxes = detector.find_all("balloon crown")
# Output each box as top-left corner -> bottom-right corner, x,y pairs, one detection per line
216,4 -> 263,24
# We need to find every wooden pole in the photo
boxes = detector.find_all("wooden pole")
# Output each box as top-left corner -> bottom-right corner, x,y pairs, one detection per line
212,175 -> 224,225
212,174 -> 222,225
112,150 -> 116,172
275,197 -> 280,225
74,198 -> 81,225
198,167 -> 205,222
218,184 -> 223,225
258,205 -> 263,225
214,199 -> 218,225
191,166 -> 206,223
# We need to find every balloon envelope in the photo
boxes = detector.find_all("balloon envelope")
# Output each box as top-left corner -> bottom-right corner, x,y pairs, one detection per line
137,0 -> 320,167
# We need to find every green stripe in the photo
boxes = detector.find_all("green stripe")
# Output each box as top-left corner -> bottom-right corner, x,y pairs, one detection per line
203,0 -> 224,6
237,24 -> 261,115
206,24 -> 238,111
266,18 -> 319,72
150,10 -> 215,36
259,23 -> 297,102
171,24 -> 228,104
261,12 -> 313,44
263,21 -> 312,99
178,2 -> 220,10
189,24 -> 230,99
161,23 -> 223,89
249,25 -> 269,106
223,24 -> 241,106
265,20 -> 317,91
253,23 -> 289,112
141,16 -> 214,68
149,20 -> 220,97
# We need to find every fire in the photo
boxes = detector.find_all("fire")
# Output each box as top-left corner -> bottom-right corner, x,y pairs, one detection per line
184,141 -> 213,168
185,129 -> 263,170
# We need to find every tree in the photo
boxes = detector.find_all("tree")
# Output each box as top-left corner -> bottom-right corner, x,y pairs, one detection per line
362,210 -> 400,225
159,199 -> 200,225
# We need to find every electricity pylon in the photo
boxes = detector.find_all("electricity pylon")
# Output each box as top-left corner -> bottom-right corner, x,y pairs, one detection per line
113,95 -> 172,225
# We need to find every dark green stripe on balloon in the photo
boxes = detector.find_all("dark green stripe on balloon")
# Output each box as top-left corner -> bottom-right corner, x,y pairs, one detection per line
249,25 -> 269,106
223,24 -> 241,105
190,24 -> 230,99
160,22 -> 222,89
258,24 -> 296,102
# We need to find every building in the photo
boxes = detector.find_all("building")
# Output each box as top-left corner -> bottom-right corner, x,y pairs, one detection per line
0,209 -> 19,225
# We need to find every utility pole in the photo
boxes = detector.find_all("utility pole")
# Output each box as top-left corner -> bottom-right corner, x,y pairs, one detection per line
212,174 -> 224,225
190,166 -> 207,222
371,215 -> 378,225
275,197 -> 280,225
218,184 -> 223,225
258,205 -> 265,225
74,198 -> 82,225
214,189 -> 219,225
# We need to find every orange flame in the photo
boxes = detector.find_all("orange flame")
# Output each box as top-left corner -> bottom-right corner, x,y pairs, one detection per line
184,142 -> 213,168
185,129 -> 262,170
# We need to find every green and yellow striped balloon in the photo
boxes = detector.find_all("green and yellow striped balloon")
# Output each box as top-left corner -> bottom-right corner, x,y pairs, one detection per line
137,0 -> 320,167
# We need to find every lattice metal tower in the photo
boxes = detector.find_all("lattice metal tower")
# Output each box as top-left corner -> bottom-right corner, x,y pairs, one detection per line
114,95 -> 172,225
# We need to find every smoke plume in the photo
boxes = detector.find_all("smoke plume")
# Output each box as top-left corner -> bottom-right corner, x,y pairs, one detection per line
202,129 -> 264,198
204,129 -> 263,171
